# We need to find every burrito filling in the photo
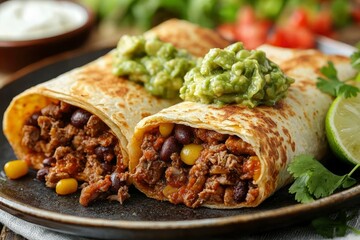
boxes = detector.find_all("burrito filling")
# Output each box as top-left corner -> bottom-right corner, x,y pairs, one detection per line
21,100 -> 129,206
133,123 -> 260,208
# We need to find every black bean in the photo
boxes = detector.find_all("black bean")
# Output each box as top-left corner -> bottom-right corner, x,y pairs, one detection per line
42,157 -> 56,167
174,125 -> 193,145
95,146 -> 113,160
36,167 -> 49,182
101,162 -> 113,174
233,181 -> 249,203
25,111 -> 41,126
160,136 -> 181,161
70,109 -> 92,128
110,172 -> 121,193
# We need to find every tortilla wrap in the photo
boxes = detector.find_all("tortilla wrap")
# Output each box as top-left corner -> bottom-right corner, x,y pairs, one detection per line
128,45 -> 356,208
2,19 -> 229,206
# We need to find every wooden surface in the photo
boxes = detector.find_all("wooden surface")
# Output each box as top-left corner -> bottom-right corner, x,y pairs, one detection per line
0,22 -> 359,240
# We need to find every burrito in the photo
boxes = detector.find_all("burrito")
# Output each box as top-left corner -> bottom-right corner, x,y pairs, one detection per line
2,19 -> 229,206
128,45 -> 356,208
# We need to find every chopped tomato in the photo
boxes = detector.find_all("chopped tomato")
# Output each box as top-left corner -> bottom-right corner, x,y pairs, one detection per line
233,6 -> 272,49
216,5 -> 322,50
352,8 -> 360,24
267,28 -> 289,47
311,10 -> 333,36
267,26 -> 315,49
236,5 -> 257,26
235,21 -> 271,49
289,8 -> 310,28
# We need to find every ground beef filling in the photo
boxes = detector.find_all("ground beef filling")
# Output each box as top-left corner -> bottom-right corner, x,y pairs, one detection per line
21,101 -> 129,206
133,124 -> 260,208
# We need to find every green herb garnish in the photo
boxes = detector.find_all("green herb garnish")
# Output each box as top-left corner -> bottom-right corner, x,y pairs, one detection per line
316,61 -> 359,98
350,49 -> 360,82
312,211 -> 360,238
287,155 -> 359,203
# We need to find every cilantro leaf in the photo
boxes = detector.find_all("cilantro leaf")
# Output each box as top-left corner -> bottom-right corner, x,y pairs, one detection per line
320,61 -> 338,80
351,50 -> 360,82
288,174 -> 314,203
351,51 -> 360,71
316,76 -> 338,96
316,61 -> 360,98
312,211 -> 360,238
338,83 -> 360,98
306,164 -> 356,199
287,155 -> 358,204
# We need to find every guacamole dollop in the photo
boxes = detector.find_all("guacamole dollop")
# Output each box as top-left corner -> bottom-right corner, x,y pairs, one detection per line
113,35 -> 196,99
179,42 -> 294,107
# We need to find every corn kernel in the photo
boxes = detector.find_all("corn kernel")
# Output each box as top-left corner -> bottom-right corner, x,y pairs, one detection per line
4,160 -> 28,179
159,123 -> 174,137
56,178 -> 78,195
180,144 -> 203,165
162,185 -> 178,197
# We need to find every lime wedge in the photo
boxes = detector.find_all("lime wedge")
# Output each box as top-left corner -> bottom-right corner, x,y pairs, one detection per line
325,87 -> 360,165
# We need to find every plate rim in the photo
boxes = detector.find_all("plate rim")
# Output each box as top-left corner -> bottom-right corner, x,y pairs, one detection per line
0,183 -> 359,231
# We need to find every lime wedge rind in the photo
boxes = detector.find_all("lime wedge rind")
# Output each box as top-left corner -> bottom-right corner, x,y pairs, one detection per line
326,92 -> 360,165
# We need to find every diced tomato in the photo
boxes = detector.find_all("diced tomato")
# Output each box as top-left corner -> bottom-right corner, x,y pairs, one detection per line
294,27 -> 316,49
235,21 -> 271,49
233,6 -> 272,49
267,26 -> 315,49
267,28 -> 290,48
311,10 -> 333,36
236,5 -> 257,26
216,23 -> 236,42
352,8 -> 360,24
288,8 -> 310,28
216,5 -> 324,50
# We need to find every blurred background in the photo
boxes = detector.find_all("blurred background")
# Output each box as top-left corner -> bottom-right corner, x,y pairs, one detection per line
80,0 -> 360,49
0,0 -> 359,77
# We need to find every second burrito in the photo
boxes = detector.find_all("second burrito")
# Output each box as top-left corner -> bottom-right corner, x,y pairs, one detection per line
128,45 -> 356,209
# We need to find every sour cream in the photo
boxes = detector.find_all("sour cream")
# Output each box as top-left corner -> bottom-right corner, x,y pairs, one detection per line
0,0 -> 88,41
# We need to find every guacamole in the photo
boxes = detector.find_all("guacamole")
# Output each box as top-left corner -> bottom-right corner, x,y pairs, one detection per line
113,35 -> 196,99
180,42 -> 294,107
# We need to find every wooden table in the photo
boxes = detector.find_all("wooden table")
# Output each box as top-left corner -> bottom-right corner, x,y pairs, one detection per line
0,22 -> 359,240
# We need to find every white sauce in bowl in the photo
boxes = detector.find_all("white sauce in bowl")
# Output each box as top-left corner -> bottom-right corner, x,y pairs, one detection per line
0,0 -> 88,41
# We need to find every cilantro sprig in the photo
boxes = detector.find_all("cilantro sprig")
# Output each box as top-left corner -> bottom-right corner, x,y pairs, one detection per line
351,51 -> 360,71
351,49 -> 360,82
316,61 -> 359,98
312,211 -> 360,238
287,155 -> 359,203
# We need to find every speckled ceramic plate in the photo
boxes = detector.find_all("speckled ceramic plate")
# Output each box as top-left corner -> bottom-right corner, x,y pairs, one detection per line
1,47 -> 359,240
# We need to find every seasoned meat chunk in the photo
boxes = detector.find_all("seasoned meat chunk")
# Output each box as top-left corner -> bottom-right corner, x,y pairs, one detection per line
225,136 -> 255,155
22,125 -> 40,148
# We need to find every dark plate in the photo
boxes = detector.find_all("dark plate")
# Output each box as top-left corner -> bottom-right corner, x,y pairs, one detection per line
1,47 -> 360,240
